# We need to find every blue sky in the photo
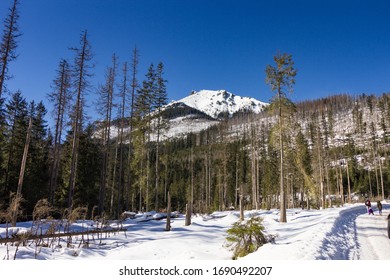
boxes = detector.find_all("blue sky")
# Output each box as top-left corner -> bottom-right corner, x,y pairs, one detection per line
1,0 -> 390,117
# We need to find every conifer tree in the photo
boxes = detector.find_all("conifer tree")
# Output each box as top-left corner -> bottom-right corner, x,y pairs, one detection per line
3,91 -> 28,194
47,59 -> 72,204
265,52 -> 297,223
153,62 -> 168,211
133,63 -> 155,211
24,101 -> 49,212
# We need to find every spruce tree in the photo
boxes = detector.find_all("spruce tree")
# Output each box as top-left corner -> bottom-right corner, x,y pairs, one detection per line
24,101 -> 49,213
3,91 -> 28,194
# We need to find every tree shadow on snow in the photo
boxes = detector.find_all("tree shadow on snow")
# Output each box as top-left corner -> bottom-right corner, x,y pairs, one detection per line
315,204 -> 390,260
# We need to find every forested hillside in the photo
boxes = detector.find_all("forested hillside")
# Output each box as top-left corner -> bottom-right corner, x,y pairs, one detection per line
0,0 -> 389,226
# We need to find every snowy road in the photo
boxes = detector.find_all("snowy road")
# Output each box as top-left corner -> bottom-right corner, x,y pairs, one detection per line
246,203 -> 390,260
355,205 -> 390,259
316,204 -> 390,260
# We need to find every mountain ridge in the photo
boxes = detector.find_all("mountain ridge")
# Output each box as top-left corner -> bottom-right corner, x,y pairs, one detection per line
164,89 -> 268,120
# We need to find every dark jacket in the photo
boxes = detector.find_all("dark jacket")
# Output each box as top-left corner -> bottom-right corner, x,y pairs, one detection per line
387,214 -> 390,239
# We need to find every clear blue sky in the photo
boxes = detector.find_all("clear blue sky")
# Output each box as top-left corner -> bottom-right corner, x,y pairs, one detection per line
1,0 -> 390,118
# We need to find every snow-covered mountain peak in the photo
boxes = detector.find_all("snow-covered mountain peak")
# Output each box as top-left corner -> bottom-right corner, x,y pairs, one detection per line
167,89 -> 268,119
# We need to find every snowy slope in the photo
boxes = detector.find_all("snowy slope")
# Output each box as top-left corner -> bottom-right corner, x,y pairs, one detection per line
166,90 -> 268,119
93,90 -> 267,141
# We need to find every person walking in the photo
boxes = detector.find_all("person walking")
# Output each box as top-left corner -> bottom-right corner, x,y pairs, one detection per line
365,198 -> 371,214
377,200 -> 383,215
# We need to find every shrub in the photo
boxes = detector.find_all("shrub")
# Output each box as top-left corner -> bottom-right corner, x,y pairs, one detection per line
226,216 -> 270,260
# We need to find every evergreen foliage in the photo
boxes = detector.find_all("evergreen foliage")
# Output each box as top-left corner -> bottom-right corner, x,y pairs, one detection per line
226,216 -> 270,260
0,0 -> 390,224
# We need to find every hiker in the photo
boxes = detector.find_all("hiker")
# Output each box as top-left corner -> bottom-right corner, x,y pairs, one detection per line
377,201 -> 383,215
365,198 -> 371,214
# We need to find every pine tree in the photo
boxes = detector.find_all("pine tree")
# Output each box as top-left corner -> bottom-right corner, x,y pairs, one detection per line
265,52 -> 297,223
153,62 -> 168,211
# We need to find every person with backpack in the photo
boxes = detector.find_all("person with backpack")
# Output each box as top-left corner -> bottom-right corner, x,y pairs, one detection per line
365,198 -> 371,214
377,200 -> 383,215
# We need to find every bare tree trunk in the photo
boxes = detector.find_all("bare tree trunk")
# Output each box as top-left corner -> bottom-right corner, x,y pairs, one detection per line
165,191 -> 171,231
155,123 -> 160,211
68,30 -> 93,211
0,0 -> 19,99
374,159 -> 380,198
125,47 -> 139,211
279,91 -> 287,223
11,117 -> 32,226
339,165 -> 344,206
378,156 -> 385,200
235,152 -> 239,209
317,128 -> 325,209
48,60 -> 70,204
346,160 -> 351,203
117,62 -> 128,214
185,149 -> 194,226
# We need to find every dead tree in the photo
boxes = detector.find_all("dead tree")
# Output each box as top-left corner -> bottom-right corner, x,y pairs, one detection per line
0,0 -> 20,98
67,30 -> 93,210
11,117 -> 32,226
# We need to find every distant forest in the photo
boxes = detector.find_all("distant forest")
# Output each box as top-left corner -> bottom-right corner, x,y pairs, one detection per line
0,1 -> 389,225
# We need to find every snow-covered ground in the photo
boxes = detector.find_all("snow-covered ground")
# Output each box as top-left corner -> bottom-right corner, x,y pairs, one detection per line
1,203 -> 389,280
1,202 -> 389,261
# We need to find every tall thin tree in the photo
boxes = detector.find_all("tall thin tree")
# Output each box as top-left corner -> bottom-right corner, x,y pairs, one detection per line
265,52 -> 297,223
11,117 -> 32,226
153,62 -> 168,211
117,61 -> 128,217
0,0 -> 20,99
67,30 -> 93,210
126,47 -> 139,211
97,54 -> 117,216
47,59 -> 71,204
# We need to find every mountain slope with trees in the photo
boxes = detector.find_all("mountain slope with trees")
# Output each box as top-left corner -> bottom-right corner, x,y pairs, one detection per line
0,0 -> 389,227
